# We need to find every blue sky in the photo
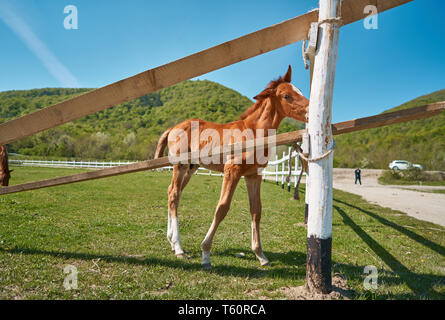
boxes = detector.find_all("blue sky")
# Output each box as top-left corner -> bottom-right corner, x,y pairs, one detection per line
0,0 -> 444,122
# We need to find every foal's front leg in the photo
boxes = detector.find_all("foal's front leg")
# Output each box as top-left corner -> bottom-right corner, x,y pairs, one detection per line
201,166 -> 241,269
167,165 -> 188,258
245,174 -> 270,266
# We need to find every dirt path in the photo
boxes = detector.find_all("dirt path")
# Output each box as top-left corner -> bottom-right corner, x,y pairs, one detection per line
331,169 -> 445,227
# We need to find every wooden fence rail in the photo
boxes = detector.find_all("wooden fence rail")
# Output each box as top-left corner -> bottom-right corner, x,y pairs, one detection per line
0,0 -> 412,146
9,150 -> 306,187
1,101 -> 442,196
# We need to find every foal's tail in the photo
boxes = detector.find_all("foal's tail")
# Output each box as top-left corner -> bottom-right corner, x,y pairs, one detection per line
154,128 -> 172,159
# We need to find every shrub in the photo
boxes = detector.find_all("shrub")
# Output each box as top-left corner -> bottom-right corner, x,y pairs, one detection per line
401,167 -> 425,181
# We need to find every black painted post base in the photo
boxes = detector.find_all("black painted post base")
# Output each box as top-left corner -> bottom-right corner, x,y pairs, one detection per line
293,186 -> 299,200
287,185 -> 290,192
306,236 -> 332,294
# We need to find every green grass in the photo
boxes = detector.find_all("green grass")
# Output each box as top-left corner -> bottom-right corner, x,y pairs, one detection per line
334,88 -> 445,170
378,169 -> 445,187
399,188 -> 445,195
378,176 -> 445,187
0,167 -> 444,300
379,179 -> 445,187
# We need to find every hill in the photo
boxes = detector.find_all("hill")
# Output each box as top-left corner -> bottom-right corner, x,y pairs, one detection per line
0,81 -> 303,160
334,89 -> 445,170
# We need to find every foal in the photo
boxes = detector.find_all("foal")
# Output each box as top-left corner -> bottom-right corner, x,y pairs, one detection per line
154,66 -> 309,268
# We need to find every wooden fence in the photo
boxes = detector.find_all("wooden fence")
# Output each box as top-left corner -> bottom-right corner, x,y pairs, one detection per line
2,101 -> 443,196
0,0 -> 412,146
2,0 -> 443,294
9,149 -> 305,185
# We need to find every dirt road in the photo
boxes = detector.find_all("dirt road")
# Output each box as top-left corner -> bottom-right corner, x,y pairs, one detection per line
331,169 -> 445,227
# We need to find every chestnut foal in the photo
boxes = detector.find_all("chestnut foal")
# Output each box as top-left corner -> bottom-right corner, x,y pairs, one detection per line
155,66 -> 309,268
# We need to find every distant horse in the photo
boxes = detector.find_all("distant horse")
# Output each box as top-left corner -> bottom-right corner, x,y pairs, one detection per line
155,66 -> 309,268
0,145 -> 12,186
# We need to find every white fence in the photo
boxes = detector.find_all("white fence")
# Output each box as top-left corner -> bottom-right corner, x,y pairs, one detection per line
9,159 -> 137,169
9,148 -> 304,189
262,146 -> 305,191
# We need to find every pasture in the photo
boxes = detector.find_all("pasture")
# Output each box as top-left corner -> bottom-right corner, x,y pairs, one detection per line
0,166 -> 444,299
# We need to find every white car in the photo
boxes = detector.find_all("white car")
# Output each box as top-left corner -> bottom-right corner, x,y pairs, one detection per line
389,160 -> 423,171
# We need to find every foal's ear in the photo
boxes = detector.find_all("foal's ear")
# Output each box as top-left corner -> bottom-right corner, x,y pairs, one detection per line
253,88 -> 274,100
283,65 -> 292,83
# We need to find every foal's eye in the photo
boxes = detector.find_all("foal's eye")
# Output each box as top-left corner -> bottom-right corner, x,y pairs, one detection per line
284,94 -> 291,100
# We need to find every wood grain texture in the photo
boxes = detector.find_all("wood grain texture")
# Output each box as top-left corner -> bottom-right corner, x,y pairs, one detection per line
0,130 -> 305,195
1,102 -> 442,196
0,11 -> 317,145
0,157 -> 170,195
0,0 -> 412,145
332,101 -> 445,135
305,0 -> 341,294
306,0 -> 340,240
341,0 -> 412,26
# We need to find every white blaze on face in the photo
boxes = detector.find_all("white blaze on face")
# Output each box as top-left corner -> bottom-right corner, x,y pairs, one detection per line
291,84 -> 303,96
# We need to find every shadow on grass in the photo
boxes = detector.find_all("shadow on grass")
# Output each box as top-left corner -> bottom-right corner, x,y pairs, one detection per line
333,198 -> 445,256
333,205 -> 443,298
333,262 -> 444,300
217,248 -> 307,266
0,246 -> 306,281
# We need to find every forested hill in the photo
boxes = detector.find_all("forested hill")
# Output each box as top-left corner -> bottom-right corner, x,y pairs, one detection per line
0,80 -> 302,160
334,89 -> 445,171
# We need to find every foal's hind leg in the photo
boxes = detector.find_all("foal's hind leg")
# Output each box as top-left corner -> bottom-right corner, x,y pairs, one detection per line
167,164 -> 188,258
181,165 -> 199,192
201,165 -> 241,269
245,174 -> 270,266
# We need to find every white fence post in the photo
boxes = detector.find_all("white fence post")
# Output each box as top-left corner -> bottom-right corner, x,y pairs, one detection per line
275,155 -> 279,185
281,151 -> 285,189
305,0 -> 340,294
287,146 -> 291,192
294,152 -> 298,189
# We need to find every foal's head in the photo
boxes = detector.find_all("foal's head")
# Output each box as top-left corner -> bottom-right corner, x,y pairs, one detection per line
253,65 -> 309,122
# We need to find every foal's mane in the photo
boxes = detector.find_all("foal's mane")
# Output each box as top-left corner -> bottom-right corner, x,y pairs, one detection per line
239,76 -> 286,120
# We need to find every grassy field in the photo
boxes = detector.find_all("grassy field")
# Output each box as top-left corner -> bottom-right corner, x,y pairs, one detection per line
0,167 -> 444,300
399,188 -> 445,195
379,177 -> 445,187
380,179 -> 445,187
378,170 -> 445,187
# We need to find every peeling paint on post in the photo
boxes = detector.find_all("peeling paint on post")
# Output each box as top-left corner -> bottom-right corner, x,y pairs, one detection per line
306,0 -> 340,294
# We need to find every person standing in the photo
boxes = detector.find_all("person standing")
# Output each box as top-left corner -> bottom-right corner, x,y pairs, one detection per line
355,168 -> 362,185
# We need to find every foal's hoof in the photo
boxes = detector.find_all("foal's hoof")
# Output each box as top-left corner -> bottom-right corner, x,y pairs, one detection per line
261,261 -> 271,267
202,263 -> 212,270
176,253 -> 185,259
